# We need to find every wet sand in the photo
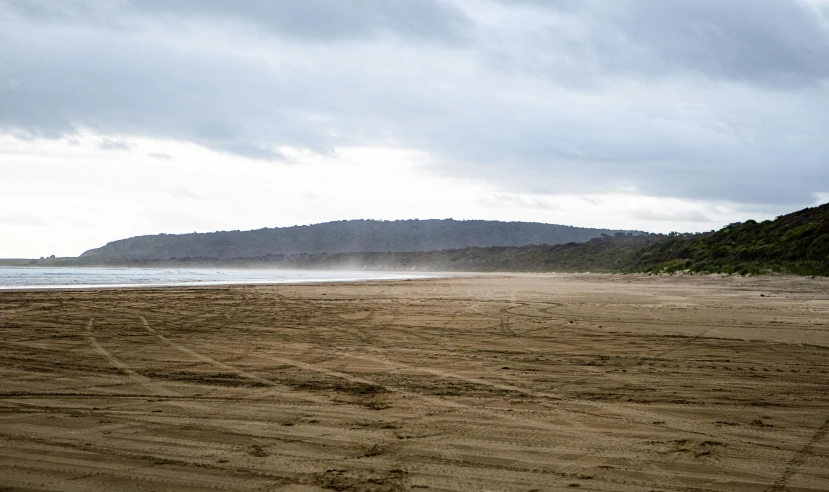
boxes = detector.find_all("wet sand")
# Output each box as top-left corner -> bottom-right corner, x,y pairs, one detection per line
1,273 -> 828,491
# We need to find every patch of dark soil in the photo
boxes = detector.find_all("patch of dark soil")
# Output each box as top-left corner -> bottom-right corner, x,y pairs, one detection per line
286,378 -> 390,396
248,444 -> 269,457
140,369 -> 267,387
313,468 -> 407,492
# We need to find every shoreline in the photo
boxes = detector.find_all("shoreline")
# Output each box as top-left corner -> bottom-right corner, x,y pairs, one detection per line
2,269 -> 828,292
0,267 -> 455,292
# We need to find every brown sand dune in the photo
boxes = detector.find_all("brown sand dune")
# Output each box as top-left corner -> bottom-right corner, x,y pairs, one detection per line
1,273 -> 828,491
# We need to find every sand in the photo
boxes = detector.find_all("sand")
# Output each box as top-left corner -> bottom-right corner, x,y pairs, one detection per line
1,273 -> 828,491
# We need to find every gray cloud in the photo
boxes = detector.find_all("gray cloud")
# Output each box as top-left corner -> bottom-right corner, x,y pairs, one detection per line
139,0 -> 470,43
5,0 -> 470,43
0,214 -> 48,227
1,0 -> 828,209
618,0 -> 829,87
485,0 -> 829,88
99,138 -> 133,151
480,193 -> 560,210
629,208 -> 712,223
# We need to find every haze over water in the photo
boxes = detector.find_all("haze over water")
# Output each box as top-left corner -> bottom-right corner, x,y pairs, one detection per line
0,267 -> 436,290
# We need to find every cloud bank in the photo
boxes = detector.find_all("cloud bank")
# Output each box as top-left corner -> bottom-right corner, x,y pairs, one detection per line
1,0 -> 828,209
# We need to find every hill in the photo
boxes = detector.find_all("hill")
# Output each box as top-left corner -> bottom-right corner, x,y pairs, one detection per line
63,203 -> 829,276
631,202 -> 829,276
80,219 -> 634,260
110,202 -> 826,276
253,232 -> 662,272
77,232 -> 663,273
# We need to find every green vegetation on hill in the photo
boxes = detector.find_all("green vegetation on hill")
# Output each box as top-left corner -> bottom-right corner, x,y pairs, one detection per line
291,232 -> 664,272
271,203 -> 829,276
632,203 -> 829,276
17,203 -> 829,277
80,219 -> 634,260
73,233 -> 664,273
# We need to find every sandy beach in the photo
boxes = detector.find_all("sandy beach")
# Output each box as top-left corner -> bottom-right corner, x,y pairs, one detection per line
1,273 -> 828,491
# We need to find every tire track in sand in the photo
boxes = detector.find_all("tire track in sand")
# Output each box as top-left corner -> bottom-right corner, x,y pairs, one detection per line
767,416 -> 829,492
85,318 -> 178,398
142,315 -> 479,489
339,347 -> 728,442
253,343 -> 591,489
253,351 -> 465,410
86,318 -> 210,413
139,316 -> 336,408
253,346 -> 509,489
252,346 -> 591,435
139,316 -> 289,390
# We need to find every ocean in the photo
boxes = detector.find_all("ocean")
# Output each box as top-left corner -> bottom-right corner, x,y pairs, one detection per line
0,267 -> 438,290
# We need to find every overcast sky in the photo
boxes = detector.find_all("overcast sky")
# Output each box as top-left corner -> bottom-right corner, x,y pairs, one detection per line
2,0 -> 828,257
